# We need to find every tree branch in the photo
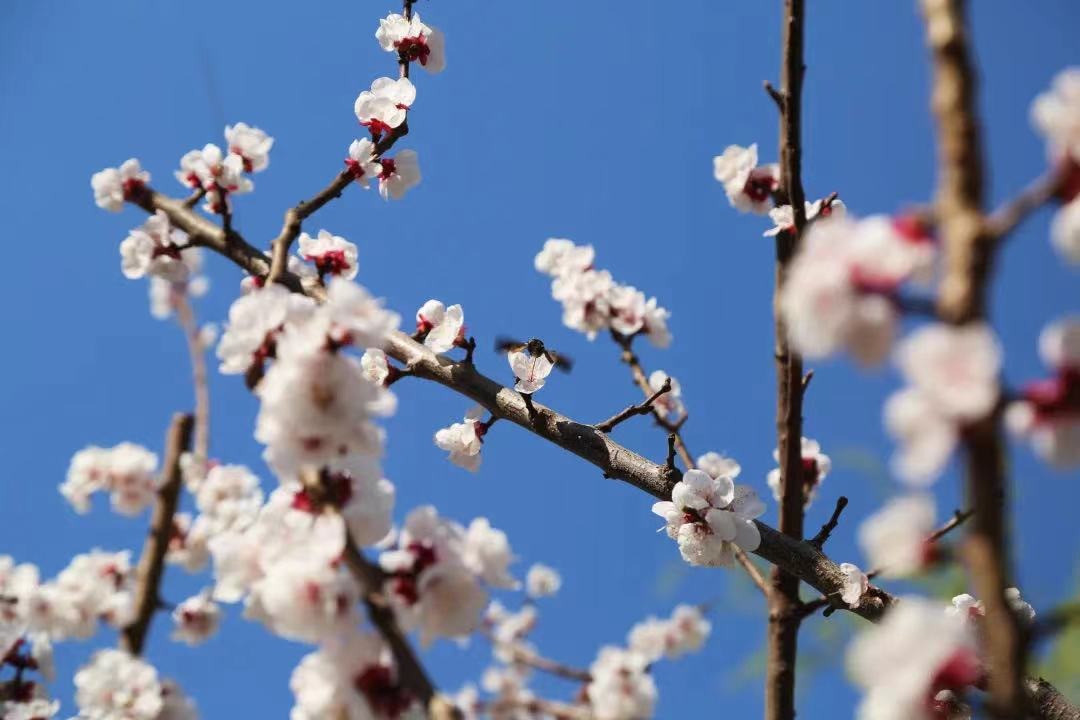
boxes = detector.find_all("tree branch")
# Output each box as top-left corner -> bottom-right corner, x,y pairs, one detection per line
115,192 -> 1077,720
766,0 -> 810,717
120,412 -> 194,655
809,496 -> 848,549
175,296 -> 210,464
594,377 -> 671,433
921,1 -> 1026,714
986,164 -> 1071,240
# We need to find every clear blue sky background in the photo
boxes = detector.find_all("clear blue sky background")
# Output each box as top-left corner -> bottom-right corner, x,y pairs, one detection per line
0,1 -> 1076,717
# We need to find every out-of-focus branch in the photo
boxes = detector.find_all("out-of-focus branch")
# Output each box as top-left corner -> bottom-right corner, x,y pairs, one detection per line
120,412 -> 194,655
766,0 -> 810,717
1025,678 -> 1080,720
921,1 -> 1026,715
986,164 -> 1072,239
175,297 -> 210,463
481,630 -> 592,683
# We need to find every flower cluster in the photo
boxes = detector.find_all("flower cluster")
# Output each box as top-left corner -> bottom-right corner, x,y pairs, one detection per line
1005,316 -> 1080,467
290,630 -> 412,720
298,230 -> 359,280
847,597 -> 980,720
713,144 -> 779,214
649,370 -> 685,420
435,406 -> 489,472
948,588 -> 1036,626
0,632 -> 57,719
0,550 -> 134,641
379,507 -> 515,646
626,604 -> 711,663
171,590 -> 221,646
780,213 -> 936,365
885,323 -> 1001,484
175,124 -> 273,214
764,196 -> 846,237
535,239 -> 671,346
765,436 -> 831,508
91,159 -> 150,212
74,649 -> 196,720
1031,69 -> 1080,264
61,442 -> 159,516
652,462 -> 765,567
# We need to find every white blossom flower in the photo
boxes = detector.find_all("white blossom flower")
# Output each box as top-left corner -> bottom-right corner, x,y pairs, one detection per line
652,468 -> 764,567
92,159 -> 149,212
525,564 -> 561,599
376,12 -> 446,73
174,143 -> 252,197
345,138 -> 381,186
224,122 -> 274,173
508,348 -> 554,395
416,299 -> 465,353
74,649 -> 164,720
216,284 -> 317,375
948,587 -> 1035,626
839,563 -> 869,608
535,238 -> 595,277
695,452 -> 741,482
464,518 -> 517,589
165,512 -> 210,573
765,436 -> 831,508
713,143 -> 778,214
290,630 -> 411,720
61,443 -> 159,517
297,230 -> 359,280
1007,316 -> 1080,467
781,213 -> 936,365
643,297 -> 673,348
857,494 -> 936,578
361,348 -> 391,385
649,370 -> 684,420
354,76 -> 415,136
587,647 -> 656,720
763,198 -> 846,237
171,590 -> 220,646
255,328 -> 396,475
435,407 -> 486,472
379,506 -> 488,646
847,597 -> 980,720
627,604 -> 710,662
119,210 -> 190,283
322,277 -> 401,350
1051,196 -> 1080,265
246,558 -> 360,644
2,696 -> 60,719
1031,67 -> 1080,164
886,323 -> 1001,484
378,150 -> 422,200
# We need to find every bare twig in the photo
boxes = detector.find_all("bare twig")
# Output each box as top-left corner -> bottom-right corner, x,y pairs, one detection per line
182,187 -> 207,209
986,164 -> 1071,239
1031,601 -> 1080,642
595,377 -> 671,433
929,507 -> 974,543
482,630 -> 591,683
809,496 -> 848,549
120,413 -> 194,655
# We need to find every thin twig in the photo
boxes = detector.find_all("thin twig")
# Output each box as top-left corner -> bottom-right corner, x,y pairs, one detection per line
482,631 -> 591,683
595,377 -> 672,433
929,507 -> 974,543
120,413 -> 194,655
182,187 -> 207,209
986,164 -> 1071,240
1031,602 -> 1080,643
809,496 -> 848,549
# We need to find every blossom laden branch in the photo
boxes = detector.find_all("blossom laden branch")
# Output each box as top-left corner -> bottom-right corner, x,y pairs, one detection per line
120,412 -> 194,655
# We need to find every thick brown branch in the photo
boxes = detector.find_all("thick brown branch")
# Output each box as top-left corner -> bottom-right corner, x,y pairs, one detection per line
120,412 -> 194,655
921,2 -> 1026,714
1025,678 -> 1080,720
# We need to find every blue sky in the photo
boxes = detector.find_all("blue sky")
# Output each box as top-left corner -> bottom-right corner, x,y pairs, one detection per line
0,0 -> 1076,716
